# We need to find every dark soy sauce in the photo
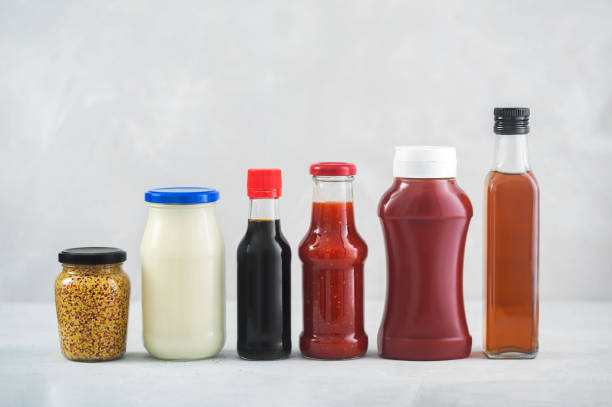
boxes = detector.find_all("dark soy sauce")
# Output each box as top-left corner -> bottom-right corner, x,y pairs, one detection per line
237,219 -> 291,360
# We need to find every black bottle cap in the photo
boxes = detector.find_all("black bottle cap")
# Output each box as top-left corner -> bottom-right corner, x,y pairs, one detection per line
494,107 -> 530,135
58,247 -> 127,265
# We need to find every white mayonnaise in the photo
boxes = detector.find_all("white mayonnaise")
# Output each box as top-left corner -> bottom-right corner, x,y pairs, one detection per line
141,189 -> 225,360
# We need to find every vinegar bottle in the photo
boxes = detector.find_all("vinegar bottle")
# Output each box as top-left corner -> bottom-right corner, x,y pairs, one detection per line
237,169 -> 291,360
484,108 -> 539,359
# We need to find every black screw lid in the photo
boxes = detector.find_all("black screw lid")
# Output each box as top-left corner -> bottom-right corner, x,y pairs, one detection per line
494,107 -> 530,135
58,247 -> 127,265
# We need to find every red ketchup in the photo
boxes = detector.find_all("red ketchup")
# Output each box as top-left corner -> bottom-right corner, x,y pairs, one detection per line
299,162 -> 368,359
378,146 -> 472,361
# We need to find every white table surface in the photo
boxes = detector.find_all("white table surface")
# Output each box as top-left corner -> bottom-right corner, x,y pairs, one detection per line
1,300 -> 611,407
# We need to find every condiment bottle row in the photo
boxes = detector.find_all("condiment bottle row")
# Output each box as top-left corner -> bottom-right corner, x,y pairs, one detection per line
54,107 -> 539,362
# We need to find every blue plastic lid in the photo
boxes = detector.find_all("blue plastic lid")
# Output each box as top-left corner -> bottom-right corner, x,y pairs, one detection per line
145,187 -> 219,204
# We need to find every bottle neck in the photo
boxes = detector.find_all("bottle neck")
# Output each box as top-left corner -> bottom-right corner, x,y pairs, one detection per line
492,133 -> 531,173
312,176 -> 354,202
249,198 -> 279,220
310,176 -> 355,229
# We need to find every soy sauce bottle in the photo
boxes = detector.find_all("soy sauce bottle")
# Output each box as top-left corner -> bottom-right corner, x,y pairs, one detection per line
237,169 -> 291,360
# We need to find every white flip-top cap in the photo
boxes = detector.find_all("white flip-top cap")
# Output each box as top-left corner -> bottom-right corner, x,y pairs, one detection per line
393,146 -> 457,178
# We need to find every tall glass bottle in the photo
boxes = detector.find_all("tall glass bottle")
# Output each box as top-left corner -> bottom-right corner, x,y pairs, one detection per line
237,169 -> 291,360
299,162 -> 368,359
484,108 -> 539,359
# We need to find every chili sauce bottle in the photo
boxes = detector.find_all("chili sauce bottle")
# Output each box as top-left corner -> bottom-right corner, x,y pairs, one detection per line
378,146 -> 472,360
237,169 -> 291,360
299,162 -> 368,359
484,108 -> 539,359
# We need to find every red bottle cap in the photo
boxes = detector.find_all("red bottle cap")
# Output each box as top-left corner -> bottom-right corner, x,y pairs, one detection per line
247,169 -> 282,198
309,162 -> 356,176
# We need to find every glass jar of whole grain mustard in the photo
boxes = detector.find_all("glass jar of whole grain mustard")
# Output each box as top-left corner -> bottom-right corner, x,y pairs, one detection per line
55,247 -> 130,362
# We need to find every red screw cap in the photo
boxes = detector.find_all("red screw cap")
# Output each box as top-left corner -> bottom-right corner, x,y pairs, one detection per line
247,169 -> 282,198
309,162 -> 356,176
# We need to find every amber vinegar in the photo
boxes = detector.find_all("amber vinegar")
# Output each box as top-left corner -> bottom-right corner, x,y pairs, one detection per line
484,170 -> 539,357
484,108 -> 539,359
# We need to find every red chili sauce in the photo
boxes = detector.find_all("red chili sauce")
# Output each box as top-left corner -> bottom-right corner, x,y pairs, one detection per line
299,202 -> 368,359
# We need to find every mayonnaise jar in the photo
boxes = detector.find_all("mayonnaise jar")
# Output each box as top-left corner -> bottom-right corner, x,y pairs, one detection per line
141,187 -> 225,359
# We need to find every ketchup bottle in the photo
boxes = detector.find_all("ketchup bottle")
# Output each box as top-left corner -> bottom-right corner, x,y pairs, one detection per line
378,146 -> 472,361
299,162 -> 368,359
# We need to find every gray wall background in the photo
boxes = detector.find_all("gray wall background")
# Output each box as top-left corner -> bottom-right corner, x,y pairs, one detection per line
1,0 -> 611,302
